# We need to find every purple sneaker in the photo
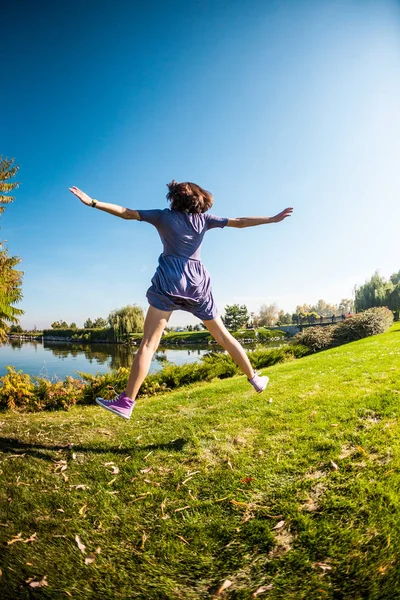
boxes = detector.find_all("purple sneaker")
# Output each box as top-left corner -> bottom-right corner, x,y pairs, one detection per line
248,372 -> 269,393
95,391 -> 135,420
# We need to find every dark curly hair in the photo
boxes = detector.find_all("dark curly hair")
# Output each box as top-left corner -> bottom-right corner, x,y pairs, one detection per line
166,180 -> 213,213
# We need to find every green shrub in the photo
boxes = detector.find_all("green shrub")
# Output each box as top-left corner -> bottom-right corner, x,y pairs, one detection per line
256,329 -> 286,342
248,344 -> 309,368
333,306 -> 394,343
294,326 -> 336,352
294,307 -> 394,351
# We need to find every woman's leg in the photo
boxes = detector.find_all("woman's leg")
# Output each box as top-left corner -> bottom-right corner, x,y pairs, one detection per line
202,316 -> 255,379
125,306 -> 172,400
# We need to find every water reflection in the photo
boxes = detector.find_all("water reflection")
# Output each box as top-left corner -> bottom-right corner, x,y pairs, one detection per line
1,338 -> 280,381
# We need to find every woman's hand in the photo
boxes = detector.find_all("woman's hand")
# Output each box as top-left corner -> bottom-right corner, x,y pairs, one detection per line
272,207 -> 293,222
69,186 -> 93,206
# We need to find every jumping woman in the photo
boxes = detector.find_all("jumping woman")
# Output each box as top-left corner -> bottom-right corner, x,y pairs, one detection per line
69,181 -> 293,419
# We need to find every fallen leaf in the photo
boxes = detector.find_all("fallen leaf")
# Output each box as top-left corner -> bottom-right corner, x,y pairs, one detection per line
240,477 -> 255,484
231,500 -> 249,508
356,445 -> 367,456
75,535 -> 86,554
141,532 -> 148,549
0,567 -> 2,576
330,460 -> 339,471
216,580 -> 232,596
227,460 -> 233,471
79,504 -> 88,516
252,584 -> 274,597
84,552 -> 96,565
108,478 -> 117,486
28,575 -> 48,588
140,467 -> 152,474
174,506 -> 190,512
110,466 -> 119,475
272,520 -> 285,530
176,534 -> 189,544
56,509 -> 65,513
330,424 -> 339,427
95,546 -> 101,554
314,562 -> 332,571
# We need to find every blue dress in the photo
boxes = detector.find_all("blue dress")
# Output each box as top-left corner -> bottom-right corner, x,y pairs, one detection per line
137,208 -> 228,320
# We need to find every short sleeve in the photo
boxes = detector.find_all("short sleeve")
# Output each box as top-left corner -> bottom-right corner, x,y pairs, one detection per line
205,213 -> 228,230
137,209 -> 164,228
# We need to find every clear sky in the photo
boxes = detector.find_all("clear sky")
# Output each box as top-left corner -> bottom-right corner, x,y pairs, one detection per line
2,0 -> 400,329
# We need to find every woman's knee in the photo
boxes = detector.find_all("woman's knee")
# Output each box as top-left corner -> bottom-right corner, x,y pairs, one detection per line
139,337 -> 160,354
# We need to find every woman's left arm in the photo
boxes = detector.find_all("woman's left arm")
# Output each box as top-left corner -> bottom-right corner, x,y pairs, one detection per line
69,186 -> 140,220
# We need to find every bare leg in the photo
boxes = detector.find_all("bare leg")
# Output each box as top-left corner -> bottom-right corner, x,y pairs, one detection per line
125,306 -> 172,400
202,316 -> 255,379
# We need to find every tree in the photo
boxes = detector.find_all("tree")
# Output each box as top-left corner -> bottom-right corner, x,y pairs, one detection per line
338,298 -> 354,315
0,157 -> 23,342
108,305 -> 144,340
223,304 -> 249,330
70,322 -> 77,329
258,303 -> 279,327
93,317 -> 107,328
84,318 -> 94,329
354,271 -> 394,312
277,310 -> 292,325
387,284 -> 400,320
390,270 -> 400,286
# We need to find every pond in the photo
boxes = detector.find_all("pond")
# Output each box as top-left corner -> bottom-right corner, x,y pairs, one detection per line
0,339 -> 220,380
0,338 -> 285,381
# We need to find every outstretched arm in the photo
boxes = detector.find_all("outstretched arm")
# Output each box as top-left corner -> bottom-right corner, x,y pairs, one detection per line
226,207 -> 293,228
69,186 -> 140,220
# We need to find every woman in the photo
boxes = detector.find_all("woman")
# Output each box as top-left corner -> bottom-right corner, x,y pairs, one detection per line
69,181 -> 293,419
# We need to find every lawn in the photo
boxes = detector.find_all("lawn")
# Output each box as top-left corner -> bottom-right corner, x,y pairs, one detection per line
0,324 -> 399,599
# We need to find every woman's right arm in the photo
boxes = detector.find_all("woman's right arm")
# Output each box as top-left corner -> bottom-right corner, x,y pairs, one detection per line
69,186 -> 141,220
226,207 -> 293,228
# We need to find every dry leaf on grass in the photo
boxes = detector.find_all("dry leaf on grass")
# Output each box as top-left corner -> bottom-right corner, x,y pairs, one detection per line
7,532 -> 37,545
215,580 -> 232,596
26,575 -> 48,588
0,567 -> 2,577
252,584 -> 274,597
330,460 -> 339,471
240,477 -> 255,484
272,520 -> 285,530
314,562 -> 332,572
79,504 -> 88,516
85,552 -> 96,565
75,535 -> 86,554
140,467 -> 152,474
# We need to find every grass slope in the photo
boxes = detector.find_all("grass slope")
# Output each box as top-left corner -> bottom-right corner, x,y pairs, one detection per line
0,325 -> 399,599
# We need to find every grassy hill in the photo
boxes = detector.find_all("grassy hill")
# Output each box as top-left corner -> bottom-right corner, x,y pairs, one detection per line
0,324 -> 399,599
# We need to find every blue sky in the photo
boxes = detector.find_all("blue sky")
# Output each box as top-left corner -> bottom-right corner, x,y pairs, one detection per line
2,0 -> 400,329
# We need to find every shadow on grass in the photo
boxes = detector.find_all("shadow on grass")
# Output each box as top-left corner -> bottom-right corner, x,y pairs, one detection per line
0,436 -> 187,462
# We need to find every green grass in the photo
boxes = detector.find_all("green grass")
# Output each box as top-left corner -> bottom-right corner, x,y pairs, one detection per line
0,325 -> 400,599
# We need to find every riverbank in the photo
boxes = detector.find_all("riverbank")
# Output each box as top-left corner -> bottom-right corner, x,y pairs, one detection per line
8,327 -> 286,346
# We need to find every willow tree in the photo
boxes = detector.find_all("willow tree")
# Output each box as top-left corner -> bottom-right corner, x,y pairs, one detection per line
108,305 -> 144,341
0,157 -> 23,342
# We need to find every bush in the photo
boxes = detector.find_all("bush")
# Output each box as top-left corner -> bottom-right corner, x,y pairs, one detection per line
256,329 -> 286,342
294,326 -> 336,352
294,307 -> 394,351
333,307 -> 394,343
